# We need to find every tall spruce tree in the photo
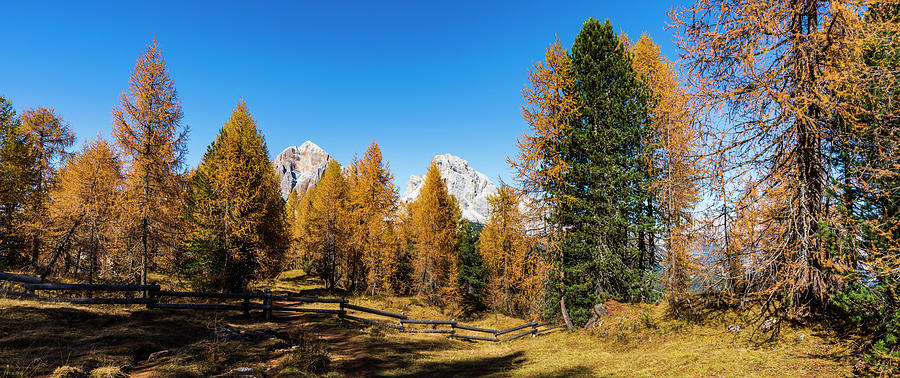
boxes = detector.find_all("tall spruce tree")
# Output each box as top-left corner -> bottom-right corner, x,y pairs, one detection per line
456,221 -> 485,316
549,18 -> 657,326
180,100 -> 289,292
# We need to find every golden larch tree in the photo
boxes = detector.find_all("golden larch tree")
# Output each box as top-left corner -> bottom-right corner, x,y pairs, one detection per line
628,34 -> 701,314
307,160 -> 351,289
671,0 -> 868,315
50,137 -> 123,283
509,37 -> 578,327
408,161 -> 460,306
113,39 -> 189,285
479,182 -> 543,317
348,141 -> 399,295
180,100 -> 289,291
19,107 -> 74,268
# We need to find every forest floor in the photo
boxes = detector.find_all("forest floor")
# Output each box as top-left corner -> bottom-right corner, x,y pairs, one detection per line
0,270 -> 857,377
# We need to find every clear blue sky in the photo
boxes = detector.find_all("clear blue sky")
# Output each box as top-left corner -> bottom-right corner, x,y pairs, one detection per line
1,0 -> 688,191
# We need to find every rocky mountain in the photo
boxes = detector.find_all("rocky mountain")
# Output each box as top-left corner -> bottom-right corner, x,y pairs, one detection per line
400,154 -> 497,224
273,141 -> 332,199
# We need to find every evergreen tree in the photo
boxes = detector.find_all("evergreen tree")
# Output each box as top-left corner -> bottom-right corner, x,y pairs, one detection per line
456,221 -> 485,316
0,97 -> 39,268
827,4 -> 900,371
550,18 -> 657,326
113,40 -> 188,285
180,100 -> 288,291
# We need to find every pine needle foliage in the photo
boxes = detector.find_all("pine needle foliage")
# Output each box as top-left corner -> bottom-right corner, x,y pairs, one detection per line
547,18 -> 658,327
0,97 -> 39,268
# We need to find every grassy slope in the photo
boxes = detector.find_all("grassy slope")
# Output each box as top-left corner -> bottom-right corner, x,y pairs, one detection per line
0,270 -> 854,377
274,271 -> 853,377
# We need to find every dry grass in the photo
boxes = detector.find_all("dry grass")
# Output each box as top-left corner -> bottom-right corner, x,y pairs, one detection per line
0,270 -> 855,377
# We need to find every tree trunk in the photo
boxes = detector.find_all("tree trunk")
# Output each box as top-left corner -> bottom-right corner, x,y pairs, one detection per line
560,297 -> 574,329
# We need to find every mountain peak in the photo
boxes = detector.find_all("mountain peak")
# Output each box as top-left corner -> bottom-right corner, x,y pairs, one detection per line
401,154 -> 497,224
299,140 -> 324,153
273,141 -> 333,198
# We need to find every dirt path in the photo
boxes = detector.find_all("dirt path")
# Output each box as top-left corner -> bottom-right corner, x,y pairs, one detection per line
272,304 -> 377,377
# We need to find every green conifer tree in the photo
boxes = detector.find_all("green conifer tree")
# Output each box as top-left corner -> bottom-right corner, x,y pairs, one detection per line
549,18 -> 657,326
456,221 -> 485,316
0,97 -> 39,268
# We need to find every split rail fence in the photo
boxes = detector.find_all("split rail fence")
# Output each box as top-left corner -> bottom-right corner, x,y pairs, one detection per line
0,272 -> 562,342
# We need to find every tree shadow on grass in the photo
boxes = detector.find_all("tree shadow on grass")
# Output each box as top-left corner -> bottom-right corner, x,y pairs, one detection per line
312,319 -> 593,377
0,303 -> 232,376
390,351 -> 528,377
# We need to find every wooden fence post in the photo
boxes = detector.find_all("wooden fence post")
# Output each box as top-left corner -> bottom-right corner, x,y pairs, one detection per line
147,282 -> 158,309
450,318 -> 456,339
242,295 -> 250,318
531,321 -> 537,337
264,289 -> 272,321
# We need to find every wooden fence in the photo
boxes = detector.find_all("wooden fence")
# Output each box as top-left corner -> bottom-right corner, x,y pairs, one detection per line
0,272 -> 562,342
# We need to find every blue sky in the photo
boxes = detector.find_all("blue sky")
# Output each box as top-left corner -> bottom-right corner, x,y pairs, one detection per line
1,0 -> 689,191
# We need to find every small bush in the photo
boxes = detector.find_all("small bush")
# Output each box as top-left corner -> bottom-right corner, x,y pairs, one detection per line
51,366 -> 88,378
89,366 -> 127,378
639,312 -> 658,330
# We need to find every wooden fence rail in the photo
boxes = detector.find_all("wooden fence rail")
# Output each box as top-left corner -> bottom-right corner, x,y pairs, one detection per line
24,283 -> 160,292
0,272 -> 42,283
341,303 -> 407,319
153,290 -> 267,299
454,324 -> 497,334
1,272 -> 564,343
496,321 -> 538,336
45,297 -> 158,305
401,319 -> 457,325
274,295 -> 347,304
279,307 -> 343,315
453,334 -> 498,342
340,313 -> 405,330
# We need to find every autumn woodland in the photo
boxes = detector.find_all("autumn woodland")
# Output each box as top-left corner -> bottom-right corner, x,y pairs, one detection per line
3,1 -> 900,376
